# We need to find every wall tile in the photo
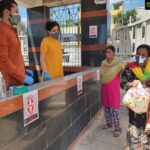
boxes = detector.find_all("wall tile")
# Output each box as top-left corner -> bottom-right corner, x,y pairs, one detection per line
91,100 -> 100,119
46,137 -> 61,150
71,96 -> 85,122
47,108 -> 71,145
27,91 -> 66,131
0,110 -> 26,149
61,119 -> 80,150
3,123 -> 47,150
80,109 -> 91,132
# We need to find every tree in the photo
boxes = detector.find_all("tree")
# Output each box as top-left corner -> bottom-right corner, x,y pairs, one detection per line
17,21 -> 26,33
129,9 -> 136,23
66,19 -> 75,27
114,13 -> 123,26
114,9 -> 136,26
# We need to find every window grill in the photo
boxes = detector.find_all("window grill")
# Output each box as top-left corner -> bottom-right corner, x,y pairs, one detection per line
50,3 -> 81,66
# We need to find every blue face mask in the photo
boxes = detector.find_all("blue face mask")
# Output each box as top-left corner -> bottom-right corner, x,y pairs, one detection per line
49,31 -> 60,40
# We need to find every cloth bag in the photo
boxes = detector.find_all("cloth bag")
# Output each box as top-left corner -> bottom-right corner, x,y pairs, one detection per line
122,82 -> 150,114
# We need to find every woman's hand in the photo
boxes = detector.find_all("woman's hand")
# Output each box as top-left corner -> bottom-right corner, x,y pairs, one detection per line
128,80 -> 140,88
132,80 -> 140,87
44,71 -> 51,81
145,124 -> 150,134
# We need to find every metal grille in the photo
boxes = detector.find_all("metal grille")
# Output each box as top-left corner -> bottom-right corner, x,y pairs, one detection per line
50,3 -> 81,66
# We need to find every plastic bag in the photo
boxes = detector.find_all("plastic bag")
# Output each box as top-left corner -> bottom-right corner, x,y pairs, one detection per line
122,82 -> 150,114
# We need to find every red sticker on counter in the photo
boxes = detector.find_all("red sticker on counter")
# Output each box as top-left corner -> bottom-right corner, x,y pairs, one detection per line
23,90 -> 39,126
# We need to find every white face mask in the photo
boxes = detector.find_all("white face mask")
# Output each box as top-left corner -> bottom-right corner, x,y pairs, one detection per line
9,13 -> 21,25
130,55 -> 146,63
135,55 -> 146,63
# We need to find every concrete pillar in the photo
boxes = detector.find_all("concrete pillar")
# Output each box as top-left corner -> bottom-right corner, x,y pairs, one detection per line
81,0 -> 108,66
27,6 -> 49,82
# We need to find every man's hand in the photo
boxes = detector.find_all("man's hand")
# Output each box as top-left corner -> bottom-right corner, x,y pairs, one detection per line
26,69 -> 34,77
24,76 -> 34,85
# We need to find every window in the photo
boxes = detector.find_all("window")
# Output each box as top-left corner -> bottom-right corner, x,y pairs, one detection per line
124,29 -> 127,40
114,4 -> 119,10
116,30 -> 119,40
142,26 -> 145,38
117,48 -> 119,53
50,4 -> 81,66
113,17 -> 116,24
133,43 -> 135,53
133,26 -> 135,39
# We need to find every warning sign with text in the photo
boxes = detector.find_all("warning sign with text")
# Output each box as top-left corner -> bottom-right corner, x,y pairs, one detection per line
23,90 -> 39,126
89,25 -> 98,38
77,76 -> 83,95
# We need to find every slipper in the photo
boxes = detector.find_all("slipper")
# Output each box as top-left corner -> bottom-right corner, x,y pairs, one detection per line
124,144 -> 130,150
102,124 -> 112,129
113,131 -> 122,137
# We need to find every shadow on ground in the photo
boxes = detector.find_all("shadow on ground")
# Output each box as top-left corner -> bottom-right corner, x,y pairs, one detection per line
72,90 -> 128,150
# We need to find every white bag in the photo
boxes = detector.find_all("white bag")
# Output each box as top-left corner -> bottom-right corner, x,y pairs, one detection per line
122,82 -> 150,114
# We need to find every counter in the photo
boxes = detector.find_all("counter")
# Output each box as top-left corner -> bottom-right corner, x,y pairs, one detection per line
0,68 -> 101,150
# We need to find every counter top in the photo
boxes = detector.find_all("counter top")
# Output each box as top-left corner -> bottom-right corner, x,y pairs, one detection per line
0,68 -> 100,118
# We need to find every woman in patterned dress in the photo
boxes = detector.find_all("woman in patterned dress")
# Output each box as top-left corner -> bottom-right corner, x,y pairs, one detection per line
100,45 -> 125,137
121,44 -> 150,150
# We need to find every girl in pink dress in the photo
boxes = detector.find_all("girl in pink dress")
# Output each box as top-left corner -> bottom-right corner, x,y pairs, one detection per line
100,45 -> 124,137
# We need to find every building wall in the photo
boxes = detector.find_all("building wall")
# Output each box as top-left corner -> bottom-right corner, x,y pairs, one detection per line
136,7 -> 150,20
110,1 -> 124,34
146,20 -> 150,44
112,18 -> 150,57
112,7 -> 150,58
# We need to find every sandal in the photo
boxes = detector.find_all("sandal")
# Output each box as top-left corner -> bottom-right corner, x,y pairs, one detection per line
124,143 -> 130,150
113,131 -> 122,137
102,124 -> 112,129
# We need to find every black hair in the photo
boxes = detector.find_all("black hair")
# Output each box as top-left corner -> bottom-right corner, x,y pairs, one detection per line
136,44 -> 150,57
45,20 -> 60,32
0,0 -> 18,18
106,45 -> 116,53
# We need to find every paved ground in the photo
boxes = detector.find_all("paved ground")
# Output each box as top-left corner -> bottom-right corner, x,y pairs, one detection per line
72,106 -> 128,150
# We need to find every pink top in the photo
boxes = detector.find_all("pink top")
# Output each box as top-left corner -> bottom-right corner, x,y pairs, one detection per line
101,74 -> 120,109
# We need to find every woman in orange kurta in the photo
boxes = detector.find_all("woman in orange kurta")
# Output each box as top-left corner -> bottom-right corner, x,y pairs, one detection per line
40,21 -> 64,81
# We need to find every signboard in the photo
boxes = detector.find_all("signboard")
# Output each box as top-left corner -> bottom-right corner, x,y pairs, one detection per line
94,0 -> 106,5
77,76 -> 83,95
96,70 -> 100,82
23,90 -> 39,126
94,70 -> 100,83
89,25 -> 98,38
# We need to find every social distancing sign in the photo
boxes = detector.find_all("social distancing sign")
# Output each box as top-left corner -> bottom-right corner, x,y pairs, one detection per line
77,76 -> 83,95
23,90 -> 39,126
